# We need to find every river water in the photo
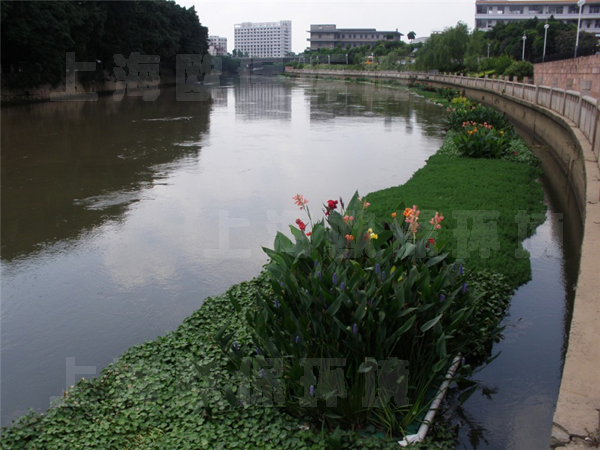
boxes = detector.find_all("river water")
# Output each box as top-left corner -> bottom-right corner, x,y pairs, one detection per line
0,77 -> 578,449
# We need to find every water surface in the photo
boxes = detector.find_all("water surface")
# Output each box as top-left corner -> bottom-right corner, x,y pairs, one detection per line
1,77 -> 446,426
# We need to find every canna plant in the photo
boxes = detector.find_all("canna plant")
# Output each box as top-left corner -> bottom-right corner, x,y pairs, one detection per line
452,120 -> 511,159
215,193 -> 491,437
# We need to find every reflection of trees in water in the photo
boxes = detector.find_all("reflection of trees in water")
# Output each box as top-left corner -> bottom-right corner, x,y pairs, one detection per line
1,89 -> 213,261
441,380 -> 501,450
233,77 -> 292,121
304,79 -> 446,137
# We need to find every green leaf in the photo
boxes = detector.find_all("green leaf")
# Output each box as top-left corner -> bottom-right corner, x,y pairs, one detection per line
420,314 -> 443,332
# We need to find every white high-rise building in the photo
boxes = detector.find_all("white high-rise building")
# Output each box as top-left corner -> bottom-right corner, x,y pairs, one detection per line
208,35 -> 227,56
234,21 -> 292,57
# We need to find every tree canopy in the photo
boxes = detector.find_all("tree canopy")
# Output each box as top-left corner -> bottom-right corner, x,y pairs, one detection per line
1,0 -> 209,87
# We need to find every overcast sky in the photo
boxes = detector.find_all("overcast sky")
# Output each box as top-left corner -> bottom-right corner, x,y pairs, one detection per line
177,1 -> 476,53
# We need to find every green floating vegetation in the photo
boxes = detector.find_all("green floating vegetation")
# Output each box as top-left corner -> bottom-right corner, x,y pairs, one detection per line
366,148 -> 545,289
1,84 -> 545,449
1,276 -> 456,450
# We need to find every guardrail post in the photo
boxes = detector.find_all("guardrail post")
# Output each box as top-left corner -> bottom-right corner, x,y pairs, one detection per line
577,93 -> 584,127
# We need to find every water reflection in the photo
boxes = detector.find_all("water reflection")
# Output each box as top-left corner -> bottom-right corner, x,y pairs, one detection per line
302,78 -> 445,138
1,80 -> 448,427
1,93 -> 212,262
234,77 -> 292,121
452,144 -> 582,449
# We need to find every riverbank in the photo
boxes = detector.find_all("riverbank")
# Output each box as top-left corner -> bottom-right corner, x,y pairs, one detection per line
1,89 -> 547,447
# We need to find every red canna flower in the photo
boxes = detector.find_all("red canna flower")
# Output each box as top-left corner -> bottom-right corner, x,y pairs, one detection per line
295,218 -> 306,231
327,199 -> 338,210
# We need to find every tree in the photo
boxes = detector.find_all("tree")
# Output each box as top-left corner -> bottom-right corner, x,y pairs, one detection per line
1,0 -> 208,88
416,22 -> 470,72
407,31 -> 416,42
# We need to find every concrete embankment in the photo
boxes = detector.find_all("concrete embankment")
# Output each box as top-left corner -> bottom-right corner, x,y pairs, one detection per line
289,69 -> 600,448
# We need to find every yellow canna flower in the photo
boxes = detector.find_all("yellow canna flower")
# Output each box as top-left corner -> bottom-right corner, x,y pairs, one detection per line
370,233 -> 378,240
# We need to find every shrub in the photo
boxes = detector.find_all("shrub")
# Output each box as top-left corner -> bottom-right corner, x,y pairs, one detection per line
503,61 -> 534,81
446,104 -> 513,133
450,96 -> 473,109
216,193 -> 502,435
436,87 -> 461,102
452,121 -> 511,159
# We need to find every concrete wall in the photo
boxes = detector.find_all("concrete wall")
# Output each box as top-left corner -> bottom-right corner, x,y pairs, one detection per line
534,54 -> 600,99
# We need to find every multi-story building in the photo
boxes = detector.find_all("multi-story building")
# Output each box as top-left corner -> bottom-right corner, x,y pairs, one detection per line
234,21 -> 292,58
475,0 -> 600,33
307,24 -> 403,51
208,35 -> 227,56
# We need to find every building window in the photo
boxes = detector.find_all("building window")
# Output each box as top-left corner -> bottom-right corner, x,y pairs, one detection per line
590,6 -> 600,13
528,6 -> 542,14
509,6 -> 523,14
568,5 -> 579,13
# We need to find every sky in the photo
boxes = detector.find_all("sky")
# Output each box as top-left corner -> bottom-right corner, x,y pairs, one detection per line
177,1 -> 476,53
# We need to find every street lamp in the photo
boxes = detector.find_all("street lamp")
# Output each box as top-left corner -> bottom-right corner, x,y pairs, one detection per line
487,43 -> 491,58
543,23 -> 550,62
575,0 -> 586,58
522,34 -> 527,60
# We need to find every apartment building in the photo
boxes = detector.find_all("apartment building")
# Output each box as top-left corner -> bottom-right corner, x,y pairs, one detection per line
475,0 -> 600,33
208,35 -> 228,56
307,25 -> 403,51
234,21 -> 292,58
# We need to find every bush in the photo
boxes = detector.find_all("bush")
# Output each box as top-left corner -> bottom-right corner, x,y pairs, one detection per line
503,61 -> 533,81
452,121 -> 511,159
216,193 -> 502,435
450,96 -> 473,109
446,104 -> 514,133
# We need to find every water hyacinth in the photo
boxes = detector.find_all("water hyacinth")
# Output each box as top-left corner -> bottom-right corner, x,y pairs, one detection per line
317,271 -> 321,280
314,259 -> 319,268
295,336 -> 300,344
459,264 -> 464,276
260,368 -> 265,378
381,271 -> 386,281
439,294 -> 446,302
375,263 -> 380,275
340,282 -> 345,291
352,323 -> 358,334
274,298 -> 280,308
233,341 -> 239,351
332,273 -> 337,285
462,283 -> 468,294
310,385 -> 315,397
256,347 -> 261,355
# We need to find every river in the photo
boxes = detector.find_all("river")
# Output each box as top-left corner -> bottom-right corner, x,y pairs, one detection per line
0,77 -> 578,449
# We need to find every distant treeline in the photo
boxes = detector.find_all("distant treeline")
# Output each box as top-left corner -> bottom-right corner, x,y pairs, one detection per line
1,0 -> 209,88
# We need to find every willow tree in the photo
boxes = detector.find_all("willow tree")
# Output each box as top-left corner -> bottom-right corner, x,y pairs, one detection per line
416,22 -> 470,72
